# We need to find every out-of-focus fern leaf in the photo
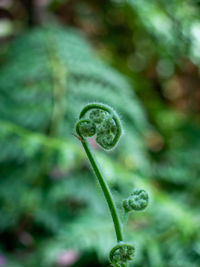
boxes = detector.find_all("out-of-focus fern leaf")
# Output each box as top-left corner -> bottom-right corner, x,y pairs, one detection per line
0,23 -> 150,173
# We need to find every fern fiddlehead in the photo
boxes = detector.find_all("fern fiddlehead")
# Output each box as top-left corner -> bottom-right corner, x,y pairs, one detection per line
75,103 -> 147,267
109,242 -> 135,267
76,103 -> 122,150
75,103 -> 124,242
123,189 -> 149,212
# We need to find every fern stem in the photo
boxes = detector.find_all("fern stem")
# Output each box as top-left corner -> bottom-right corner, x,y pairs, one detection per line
80,139 -> 124,243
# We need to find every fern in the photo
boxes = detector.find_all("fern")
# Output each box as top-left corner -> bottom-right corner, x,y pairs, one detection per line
0,23 -> 200,267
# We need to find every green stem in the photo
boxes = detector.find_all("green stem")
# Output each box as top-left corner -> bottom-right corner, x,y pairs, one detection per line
80,139 -> 124,242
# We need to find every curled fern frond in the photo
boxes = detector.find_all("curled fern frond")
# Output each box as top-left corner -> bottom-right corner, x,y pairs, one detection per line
109,242 -> 135,267
76,119 -> 96,137
75,102 -> 124,244
89,109 -> 107,123
76,103 -> 122,150
123,189 -> 149,212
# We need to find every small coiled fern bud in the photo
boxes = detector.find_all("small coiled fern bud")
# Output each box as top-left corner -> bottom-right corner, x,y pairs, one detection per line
110,242 -> 135,267
76,103 -> 122,150
123,189 -> 149,212
89,109 -> 107,123
96,133 -> 114,149
78,119 -> 96,137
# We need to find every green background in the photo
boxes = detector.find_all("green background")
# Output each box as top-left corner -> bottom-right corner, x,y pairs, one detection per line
0,0 -> 200,266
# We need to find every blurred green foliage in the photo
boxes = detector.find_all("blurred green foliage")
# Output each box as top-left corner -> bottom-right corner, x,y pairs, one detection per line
0,0 -> 200,266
